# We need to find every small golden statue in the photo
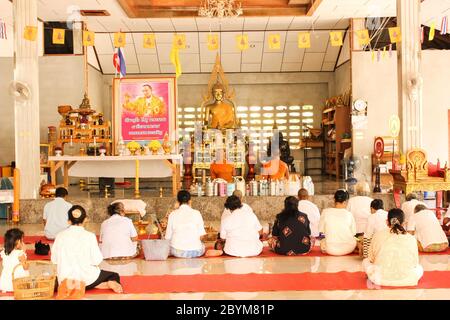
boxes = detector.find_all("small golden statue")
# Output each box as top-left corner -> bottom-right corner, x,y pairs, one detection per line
201,54 -> 238,130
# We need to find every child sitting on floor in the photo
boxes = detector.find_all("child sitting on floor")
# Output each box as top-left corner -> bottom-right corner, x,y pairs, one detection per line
0,228 -> 30,292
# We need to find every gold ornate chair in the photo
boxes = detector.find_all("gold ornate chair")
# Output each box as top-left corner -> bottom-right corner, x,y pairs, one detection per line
390,148 -> 450,194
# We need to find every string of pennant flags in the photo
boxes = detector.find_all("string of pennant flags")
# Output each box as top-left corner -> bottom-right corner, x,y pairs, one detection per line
15,15 -> 449,72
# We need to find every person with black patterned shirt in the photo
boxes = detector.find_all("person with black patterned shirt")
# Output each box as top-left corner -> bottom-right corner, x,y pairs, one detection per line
269,196 -> 312,255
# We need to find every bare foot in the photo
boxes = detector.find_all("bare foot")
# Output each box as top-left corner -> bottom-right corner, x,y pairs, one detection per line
108,281 -> 123,294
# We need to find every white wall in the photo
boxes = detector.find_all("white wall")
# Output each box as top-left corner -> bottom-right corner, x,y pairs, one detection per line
334,61 -> 351,96
0,56 -> 103,165
351,50 -> 450,178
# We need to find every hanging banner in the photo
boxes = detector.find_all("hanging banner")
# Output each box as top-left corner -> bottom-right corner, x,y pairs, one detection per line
298,32 -> 311,49
441,16 -> 448,35
388,27 -> 402,43
268,34 -> 281,50
170,46 -> 182,78
23,26 -> 38,41
330,31 -> 343,47
114,32 -> 126,47
429,21 -> 436,41
207,34 -> 219,51
83,30 -> 95,46
143,34 -> 156,49
173,34 -> 186,49
53,28 -> 65,45
236,34 -> 249,51
356,29 -> 370,46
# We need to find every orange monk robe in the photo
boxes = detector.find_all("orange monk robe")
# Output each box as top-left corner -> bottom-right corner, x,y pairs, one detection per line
210,162 -> 235,183
261,159 -> 289,180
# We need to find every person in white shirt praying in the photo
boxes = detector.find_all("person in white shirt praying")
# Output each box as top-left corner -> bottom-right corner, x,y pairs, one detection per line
220,195 -> 263,257
346,183 -> 373,235
319,190 -> 357,256
51,205 -> 123,293
401,193 -> 426,230
407,204 -> 448,252
297,188 -> 320,238
365,199 -> 389,239
99,202 -> 139,260
43,187 -> 72,240
165,190 -> 207,258
363,208 -> 423,287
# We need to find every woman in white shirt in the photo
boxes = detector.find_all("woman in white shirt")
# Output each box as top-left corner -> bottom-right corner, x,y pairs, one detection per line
99,202 -> 138,259
363,208 -> 423,287
319,190 -> 357,256
220,195 -> 263,257
408,204 -> 448,252
51,205 -> 123,293
361,199 -> 389,258
165,190 -> 207,258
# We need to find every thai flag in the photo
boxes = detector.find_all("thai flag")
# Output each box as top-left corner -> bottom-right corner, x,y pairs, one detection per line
113,48 -> 126,78
441,16 -> 448,35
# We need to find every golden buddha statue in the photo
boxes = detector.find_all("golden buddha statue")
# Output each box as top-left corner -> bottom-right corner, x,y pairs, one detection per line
203,82 -> 237,130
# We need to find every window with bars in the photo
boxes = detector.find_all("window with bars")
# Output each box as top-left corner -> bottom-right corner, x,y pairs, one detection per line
177,105 -> 315,150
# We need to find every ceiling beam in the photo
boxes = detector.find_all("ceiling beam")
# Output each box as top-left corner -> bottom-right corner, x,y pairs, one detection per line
306,0 -> 322,16
118,0 -> 309,18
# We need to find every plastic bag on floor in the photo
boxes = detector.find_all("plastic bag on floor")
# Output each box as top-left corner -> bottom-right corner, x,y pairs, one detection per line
142,239 -> 170,261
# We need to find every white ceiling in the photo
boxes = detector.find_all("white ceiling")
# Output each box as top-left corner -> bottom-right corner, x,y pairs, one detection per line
1,0 -> 449,71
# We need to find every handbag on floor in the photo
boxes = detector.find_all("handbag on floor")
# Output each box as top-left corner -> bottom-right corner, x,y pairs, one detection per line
55,279 -> 86,300
34,241 -> 50,256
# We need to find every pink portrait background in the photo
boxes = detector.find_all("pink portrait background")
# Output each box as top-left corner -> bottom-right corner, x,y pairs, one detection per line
120,80 -> 171,143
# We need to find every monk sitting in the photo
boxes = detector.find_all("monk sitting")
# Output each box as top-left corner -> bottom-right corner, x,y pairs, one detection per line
210,150 -> 235,182
261,155 -> 289,181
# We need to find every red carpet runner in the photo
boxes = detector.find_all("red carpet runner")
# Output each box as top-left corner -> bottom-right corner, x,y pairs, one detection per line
86,271 -> 450,294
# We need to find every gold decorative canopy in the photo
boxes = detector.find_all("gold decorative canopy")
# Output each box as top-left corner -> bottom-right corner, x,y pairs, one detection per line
203,54 -> 235,103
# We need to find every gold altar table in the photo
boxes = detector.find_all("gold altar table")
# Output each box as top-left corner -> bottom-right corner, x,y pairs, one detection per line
48,155 -> 183,197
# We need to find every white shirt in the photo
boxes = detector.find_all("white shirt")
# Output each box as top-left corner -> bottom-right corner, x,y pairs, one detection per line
221,203 -> 253,223
368,229 -> 422,286
407,209 -> 449,248
401,199 -> 426,229
0,249 -> 29,292
364,209 -> 388,238
100,215 -> 138,259
319,208 -> 357,245
43,197 -> 72,239
346,196 -> 373,234
298,200 -> 321,237
220,207 -> 263,257
51,226 -> 103,286
165,204 -> 206,251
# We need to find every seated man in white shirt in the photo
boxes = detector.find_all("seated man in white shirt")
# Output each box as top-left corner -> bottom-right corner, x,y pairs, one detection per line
361,199 -> 388,258
297,188 -> 320,239
407,204 -> 448,252
346,183 -> 373,236
43,187 -> 72,240
165,190 -> 207,258
319,190 -> 357,256
401,193 -> 426,230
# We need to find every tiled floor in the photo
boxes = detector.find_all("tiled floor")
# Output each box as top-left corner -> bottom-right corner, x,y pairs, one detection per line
1,222 -> 449,300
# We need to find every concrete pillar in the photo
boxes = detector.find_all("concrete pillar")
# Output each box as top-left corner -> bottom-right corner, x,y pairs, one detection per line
13,0 -> 41,199
396,0 -> 423,153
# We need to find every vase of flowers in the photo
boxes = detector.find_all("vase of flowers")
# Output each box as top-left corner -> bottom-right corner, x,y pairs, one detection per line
148,140 -> 162,155
126,141 -> 141,156
99,145 -> 107,156
162,132 -> 172,154
54,146 -> 63,157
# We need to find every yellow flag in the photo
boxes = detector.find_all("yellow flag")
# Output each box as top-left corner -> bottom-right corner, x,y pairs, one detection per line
236,35 -> 249,51
143,34 -> 156,49
371,50 -> 375,62
83,31 -> 95,46
298,32 -> 311,49
114,32 -> 126,47
23,26 -> 38,41
429,22 -> 436,41
207,34 -> 219,51
330,31 -> 343,47
388,27 -> 401,43
170,46 -> 182,78
53,28 -> 65,45
268,34 -> 281,50
173,34 -> 186,49
356,29 -> 370,46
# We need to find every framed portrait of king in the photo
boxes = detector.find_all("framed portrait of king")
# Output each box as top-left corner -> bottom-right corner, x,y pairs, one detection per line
112,77 -> 178,154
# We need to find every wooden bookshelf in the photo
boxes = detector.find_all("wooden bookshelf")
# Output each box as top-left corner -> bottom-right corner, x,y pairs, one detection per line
322,97 -> 352,181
